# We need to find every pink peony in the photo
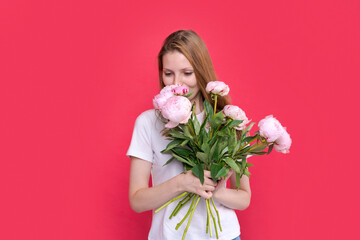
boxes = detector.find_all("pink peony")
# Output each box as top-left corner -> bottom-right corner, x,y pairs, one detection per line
258,115 -> 285,143
153,85 -> 178,110
223,105 -> 250,130
274,129 -> 292,153
205,81 -> 230,96
172,86 -> 189,96
161,96 -> 192,128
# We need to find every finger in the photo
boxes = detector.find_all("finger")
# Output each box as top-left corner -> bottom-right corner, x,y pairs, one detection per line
199,190 -> 212,199
204,170 -> 211,178
203,177 -> 217,186
203,185 -> 216,192
225,170 -> 235,181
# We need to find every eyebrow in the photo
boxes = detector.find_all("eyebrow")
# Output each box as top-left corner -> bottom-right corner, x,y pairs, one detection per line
163,68 -> 194,71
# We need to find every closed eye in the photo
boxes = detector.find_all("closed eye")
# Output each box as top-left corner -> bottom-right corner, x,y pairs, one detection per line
184,72 -> 193,76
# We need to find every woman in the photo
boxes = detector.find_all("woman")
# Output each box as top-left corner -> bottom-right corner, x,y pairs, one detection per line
127,30 -> 251,240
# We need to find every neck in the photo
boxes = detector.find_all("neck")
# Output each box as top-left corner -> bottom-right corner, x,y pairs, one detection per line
192,97 -> 204,115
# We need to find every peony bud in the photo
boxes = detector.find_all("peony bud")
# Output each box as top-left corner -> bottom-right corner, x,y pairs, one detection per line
205,81 -> 230,96
223,105 -> 250,130
172,86 -> 189,96
274,129 -> 292,153
153,85 -> 178,111
161,96 -> 192,128
258,115 -> 285,143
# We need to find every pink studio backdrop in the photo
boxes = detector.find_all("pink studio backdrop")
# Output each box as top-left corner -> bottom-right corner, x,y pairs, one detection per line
1,0 -> 359,239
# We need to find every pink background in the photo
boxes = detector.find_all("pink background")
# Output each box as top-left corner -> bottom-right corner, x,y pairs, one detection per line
1,0 -> 359,239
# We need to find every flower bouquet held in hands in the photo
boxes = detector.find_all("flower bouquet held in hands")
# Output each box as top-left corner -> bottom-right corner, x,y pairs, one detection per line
152,81 -> 292,240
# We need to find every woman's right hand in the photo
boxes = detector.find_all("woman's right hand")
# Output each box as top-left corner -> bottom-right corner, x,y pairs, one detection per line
178,170 -> 217,199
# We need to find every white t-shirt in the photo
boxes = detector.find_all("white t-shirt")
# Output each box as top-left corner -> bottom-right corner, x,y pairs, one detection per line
127,109 -> 242,240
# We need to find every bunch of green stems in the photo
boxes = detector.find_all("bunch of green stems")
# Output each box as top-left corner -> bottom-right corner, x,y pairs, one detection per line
155,192 -> 222,240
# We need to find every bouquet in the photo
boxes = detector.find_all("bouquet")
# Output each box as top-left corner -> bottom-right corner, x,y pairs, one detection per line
152,81 -> 292,240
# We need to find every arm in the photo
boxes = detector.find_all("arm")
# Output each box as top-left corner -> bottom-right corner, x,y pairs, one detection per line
211,170 -> 251,211
128,156 -> 217,213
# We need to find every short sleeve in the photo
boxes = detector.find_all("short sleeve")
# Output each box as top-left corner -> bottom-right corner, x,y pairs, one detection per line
126,110 -> 154,163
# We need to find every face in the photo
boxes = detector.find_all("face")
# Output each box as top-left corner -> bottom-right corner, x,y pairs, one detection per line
162,51 -> 201,102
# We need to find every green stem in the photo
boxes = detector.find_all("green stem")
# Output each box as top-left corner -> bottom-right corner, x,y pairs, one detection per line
236,137 -> 259,155
211,197 -> 222,232
155,192 -> 188,213
213,94 -> 218,115
186,122 -> 196,137
208,199 -> 219,239
170,193 -> 189,219
210,94 -> 218,139
182,195 -> 201,240
206,199 -> 212,238
206,199 -> 209,234
176,194 -> 196,230
171,193 -> 194,218
186,122 -> 201,148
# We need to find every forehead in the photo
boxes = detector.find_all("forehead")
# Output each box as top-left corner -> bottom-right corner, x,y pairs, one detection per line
162,51 -> 193,70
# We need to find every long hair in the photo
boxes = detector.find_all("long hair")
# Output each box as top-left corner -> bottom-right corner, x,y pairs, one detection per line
157,30 -> 231,112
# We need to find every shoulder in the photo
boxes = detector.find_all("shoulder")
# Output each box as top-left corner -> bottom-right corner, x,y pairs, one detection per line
135,109 -> 157,122
135,109 -> 164,130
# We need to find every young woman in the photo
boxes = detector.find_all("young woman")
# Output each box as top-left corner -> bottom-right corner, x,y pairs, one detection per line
127,30 -> 251,240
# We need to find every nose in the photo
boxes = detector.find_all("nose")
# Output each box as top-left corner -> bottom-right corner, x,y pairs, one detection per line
173,74 -> 181,85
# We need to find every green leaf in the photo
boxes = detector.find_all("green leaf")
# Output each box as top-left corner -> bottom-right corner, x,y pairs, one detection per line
219,146 -> 229,159
217,130 -> 228,137
188,153 -> 197,163
161,139 -> 183,153
183,90 -> 194,98
246,162 -> 254,167
223,157 -> 240,173
243,135 -> 257,143
215,167 -> 229,179
232,141 -> 242,157
168,131 -> 188,140
196,152 -> 208,163
172,153 -> 195,167
193,114 -> 201,135
204,99 -> 214,119
241,158 -> 247,168
217,139 -> 228,154
228,130 -> 237,155
241,122 -> 255,139
249,151 -> 267,155
183,125 -> 193,139
244,168 -> 251,177
172,147 -> 193,157
191,164 -> 204,184
199,114 -> 209,135
201,141 -> 210,154
180,139 -> 189,146
249,143 -> 267,152
200,130 -> 209,146
209,139 -> 219,162
210,111 -> 225,129
236,172 -> 240,189
163,156 -> 175,166
208,131 -> 219,146
210,163 -> 222,182
227,119 -> 244,129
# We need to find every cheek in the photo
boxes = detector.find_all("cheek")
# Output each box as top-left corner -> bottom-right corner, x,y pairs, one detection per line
162,77 -> 172,86
185,75 -> 198,88
187,77 -> 201,97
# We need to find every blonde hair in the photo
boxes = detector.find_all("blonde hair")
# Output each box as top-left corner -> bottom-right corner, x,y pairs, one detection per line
157,30 -> 231,112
